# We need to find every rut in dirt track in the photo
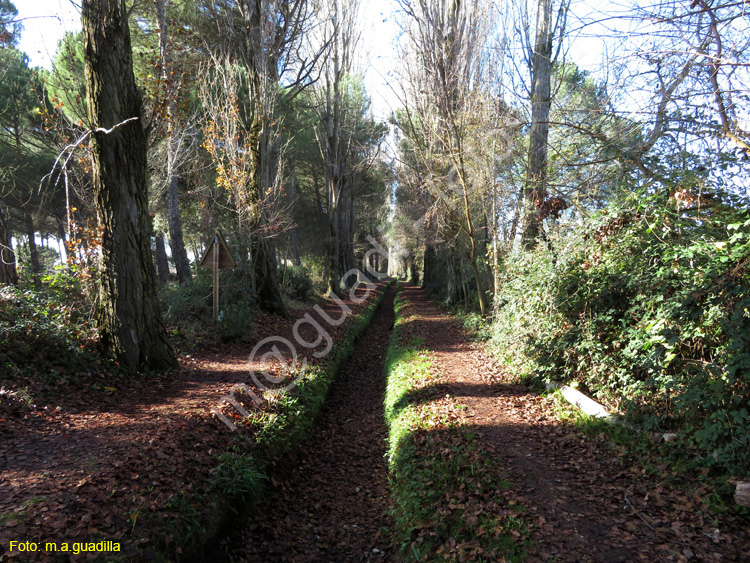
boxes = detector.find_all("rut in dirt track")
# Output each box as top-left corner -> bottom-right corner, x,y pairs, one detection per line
217,283 -> 396,562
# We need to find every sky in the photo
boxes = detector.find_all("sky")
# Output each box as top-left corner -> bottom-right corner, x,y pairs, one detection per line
359,0 -> 402,122
16,0 -> 80,69
13,0 -> 632,122
15,0 -> 403,119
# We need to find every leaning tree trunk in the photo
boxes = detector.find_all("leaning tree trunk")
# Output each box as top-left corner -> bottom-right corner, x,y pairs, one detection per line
82,0 -> 177,373
522,0 -> 553,248
0,198 -> 17,285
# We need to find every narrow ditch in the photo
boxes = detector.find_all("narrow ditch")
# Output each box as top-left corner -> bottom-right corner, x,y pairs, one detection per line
209,283 -> 396,562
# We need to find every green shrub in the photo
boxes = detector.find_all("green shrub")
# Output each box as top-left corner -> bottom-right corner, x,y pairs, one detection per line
299,255 -> 328,294
218,301 -> 255,341
459,311 -> 492,341
280,265 -> 314,301
1,268 -> 98,380
491,189 -> 750,473
159,270 -> 213,323
159,266 -> 256,345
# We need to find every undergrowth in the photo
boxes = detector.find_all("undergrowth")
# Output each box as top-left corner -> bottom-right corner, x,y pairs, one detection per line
0,269 -> 97,378
492,189 -> 750,474
547,388 -> 749,520
158,265 -> 258,348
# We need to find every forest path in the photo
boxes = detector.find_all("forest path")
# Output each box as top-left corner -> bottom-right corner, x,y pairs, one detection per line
0,283 -> 390,562
201,282 -> 749,563
395,283 -> 749,562
213,283 -> 397,562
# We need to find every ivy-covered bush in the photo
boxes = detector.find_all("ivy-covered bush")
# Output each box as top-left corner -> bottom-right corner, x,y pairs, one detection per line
492,190 -> 750,473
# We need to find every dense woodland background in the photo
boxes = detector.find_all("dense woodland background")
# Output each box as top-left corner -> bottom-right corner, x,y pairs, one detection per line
1,0 -> 749,473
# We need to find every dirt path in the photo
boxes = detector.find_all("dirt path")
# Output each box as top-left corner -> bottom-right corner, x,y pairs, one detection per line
0,284 -> 388,562
9,279 -> 744,562
214,284 -> 396,562
395,283 -> 750,563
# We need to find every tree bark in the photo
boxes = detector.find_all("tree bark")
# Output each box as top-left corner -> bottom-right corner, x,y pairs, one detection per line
155,0 -> 192,285
409,257 -> 418,285
345,190 -> 355,279
24,211 -> 41,276
0,198 -> 17,285
460,255 -> 469,305
154,232 -> 170,283
253,229 -> 288,317
166,152 -> 192,284
326,208 -> 341,295
522,0 -> 553,248
248,113 -> 289,317
422,245 -> 434,290
82,0 -> 177,373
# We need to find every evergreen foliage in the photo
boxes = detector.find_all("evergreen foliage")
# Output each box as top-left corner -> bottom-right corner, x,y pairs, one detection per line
491,189 -> 750,472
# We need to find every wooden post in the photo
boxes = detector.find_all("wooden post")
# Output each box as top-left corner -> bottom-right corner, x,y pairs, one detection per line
213,233 -> 219,322
199,229 -> 235,322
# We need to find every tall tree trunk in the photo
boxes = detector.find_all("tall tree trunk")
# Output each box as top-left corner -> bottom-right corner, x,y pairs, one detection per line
288,174 -> 302,266
0,198 -> 17,285
346,190 -> 355,279
82,0 -> 177,373
156,0 -> 192,285
55,217 -> 67,264
446,251 -> 460,304
312,166 -> 323,212
460,255 -> 469,305
522,0 -> 553,247
422,245 -> 434,289
166,150 -> 192,284
249,116 -> 289,318
491,189 -> 500,308
154,233 -> 170,283
253,230 -> 287,317
24,212 -> 40,276
326,208 -> 340,295
409,258 -> 418,285
466,233 -> 487,316
338,190 -> 354,288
